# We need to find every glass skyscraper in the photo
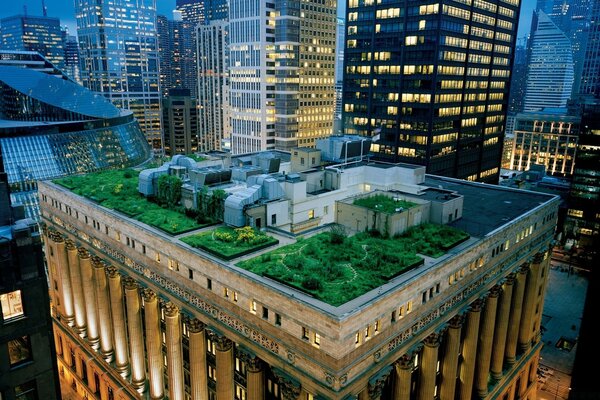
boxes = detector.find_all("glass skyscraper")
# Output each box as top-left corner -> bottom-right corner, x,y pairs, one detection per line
0,15 -> 65,70
157,15 -> 196,97
342,0 -> 521,183
75,0 -> 162,149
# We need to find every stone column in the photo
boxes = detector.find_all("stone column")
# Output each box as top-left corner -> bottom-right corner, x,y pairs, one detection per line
458,299 -> 483,400
78,247 -> 99,346
368,368 -> 392,400
519,253 -> 543,351
491,275 -> 515,379
165,303 -> 184,400
418,333 -> 441,400
475,286 -> 500,397
51,233 -> 74,324
505,264 -> 528,365
92,256 -> 114,362
107,267 -> 129,374
143,289 -> 164,399
216,336 -> 234,400
440,315 -> 463,400
394,354 -> 412,400
246,355 -> 265,400
124,278 -> 145,389
274,370 -> 302,400
358,389 -> 369,400
188,319 -> 208,400
65,240 -> 85,334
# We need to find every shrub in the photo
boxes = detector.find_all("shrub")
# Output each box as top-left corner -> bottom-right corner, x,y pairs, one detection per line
302,276 -> 322,291
329,224 -> 347,244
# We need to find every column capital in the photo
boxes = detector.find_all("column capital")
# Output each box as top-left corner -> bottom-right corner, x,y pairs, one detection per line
123,276 -> 138,290
216,335 -> 233,352
448,314 -> 464,329
368,366 -> 393,400
65,239 -> 76,250
519,262 -> 530,274
469,298 -> 484,312
48,230 -> 63,242
186,318 -> 205,333
489,284 -> 502,298
273,370 -> 301,400
505,273 -> 516,286
164,302 -> 179,318
91,255 -> 104,268
77,247 -> 90,258
423,332 -> 441,347
533,252 -> 545,264
106,266 -> 119,279
142,288 -> 157,303
395,353 -> 413,370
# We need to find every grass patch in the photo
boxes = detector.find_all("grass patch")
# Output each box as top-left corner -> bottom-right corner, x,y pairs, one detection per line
54,169 -> 207,235
237,223 -> 468,306
181,227 -> 279,260
353,194 -> 417,214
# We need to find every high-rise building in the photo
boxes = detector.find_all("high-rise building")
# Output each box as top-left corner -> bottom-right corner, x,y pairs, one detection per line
0,64 -> 151,219
0,166 -> 61,400
0,14 -> 65,70
157,15 -> 196,97
579,0 -> 600,96
509,111 -> 580,177
197,21 -> 230,152
63,34 -> 80,83
39,153 -> 559,400
229,0 -> 336,154
334,18 -> 345,135
75,0 -> 163,149
508,38 -> 528,114
342,0 -> 520,183
176,0 -> 205,26
162,88 -> 199,155
0,49 -> 71,79
523,11 -> 574,112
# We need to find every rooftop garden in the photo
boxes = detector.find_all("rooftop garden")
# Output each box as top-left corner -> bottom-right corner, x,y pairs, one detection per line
54,169 -> 210,235
353,194 -> 418,214
237,223 -> 469,306
181,226 -> 279,260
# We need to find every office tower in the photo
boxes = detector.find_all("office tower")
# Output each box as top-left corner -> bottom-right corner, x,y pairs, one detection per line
229,0 -> 336,154
63,34 -> 80,83
0,166 -> 60,400
564,101 -> 600,250
75,0 -> 163,149
40,152 -> 558,399
0,14 -> 65,70
509,111 -> 580,177
176,0 -> 205,26
523,11 -> 574,112
343,0 -> 520,183
198,21 -> 230,152
508,38 -> 528,114
162,88 -> 199,155
334,18 -> 345,135
0,65 -> 151,219
579,0 -> 600,96
157,15 -> 196,97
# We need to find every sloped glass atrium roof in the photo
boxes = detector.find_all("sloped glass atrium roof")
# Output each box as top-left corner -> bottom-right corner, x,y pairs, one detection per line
0,65 -> 121,119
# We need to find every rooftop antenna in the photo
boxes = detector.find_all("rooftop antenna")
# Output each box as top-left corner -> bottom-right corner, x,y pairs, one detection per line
42,0 -> 47,16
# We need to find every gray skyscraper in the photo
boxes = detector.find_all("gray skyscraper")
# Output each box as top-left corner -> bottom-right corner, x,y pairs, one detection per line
523,11 -> 574,112
579,0 -> 600,96
0,15 -> 65,70
342,0 -> 521,183
75,0 -> 163,149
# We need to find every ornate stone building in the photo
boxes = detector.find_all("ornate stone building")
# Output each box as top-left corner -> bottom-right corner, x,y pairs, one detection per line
38,168 -> 558,400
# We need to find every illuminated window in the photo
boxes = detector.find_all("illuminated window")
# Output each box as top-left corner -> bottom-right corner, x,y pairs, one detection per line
1,290 -> 24,321
313,332 -> 321,346
308,210 -> 315,219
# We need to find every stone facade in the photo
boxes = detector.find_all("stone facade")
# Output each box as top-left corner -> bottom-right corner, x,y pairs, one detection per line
39,174 -> 559,399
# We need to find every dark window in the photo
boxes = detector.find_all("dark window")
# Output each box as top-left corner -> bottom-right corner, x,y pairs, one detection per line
262,307 -> 269,319
189,268 -> 194,279
271,214 -> 277,225
275,313 -> 281,326
207,278 -> 212,290
15,380 -> 37,400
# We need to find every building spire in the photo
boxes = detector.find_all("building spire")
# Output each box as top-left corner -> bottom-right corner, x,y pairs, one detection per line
42,0 -> 47,16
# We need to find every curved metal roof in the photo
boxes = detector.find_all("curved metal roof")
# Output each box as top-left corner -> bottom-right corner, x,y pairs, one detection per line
0,65 -> 120,119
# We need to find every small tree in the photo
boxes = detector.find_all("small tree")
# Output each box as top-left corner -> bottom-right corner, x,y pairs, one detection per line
329,224 -> 347,245
157,175 -> 182,207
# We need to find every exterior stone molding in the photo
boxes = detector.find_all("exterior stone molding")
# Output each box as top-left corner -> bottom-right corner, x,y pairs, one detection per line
273,370 -> 301,400
489,284 -> 502,298
395,353 -> 413,370
141,288 -> 157,303
186,318 -> 206,333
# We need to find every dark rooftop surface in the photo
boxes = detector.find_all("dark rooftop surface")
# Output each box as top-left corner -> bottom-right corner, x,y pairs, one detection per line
424,175 -> 557,238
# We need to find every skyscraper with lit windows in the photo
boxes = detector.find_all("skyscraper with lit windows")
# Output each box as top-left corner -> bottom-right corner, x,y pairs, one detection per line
75,0 -> 163,149
0,14 -> 65,70
228,0 -> 337,154
342,0 -> 521,183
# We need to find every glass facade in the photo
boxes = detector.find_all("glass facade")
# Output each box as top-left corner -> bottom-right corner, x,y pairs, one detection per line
342,0 -> 521,183
75,0 -> 162,149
